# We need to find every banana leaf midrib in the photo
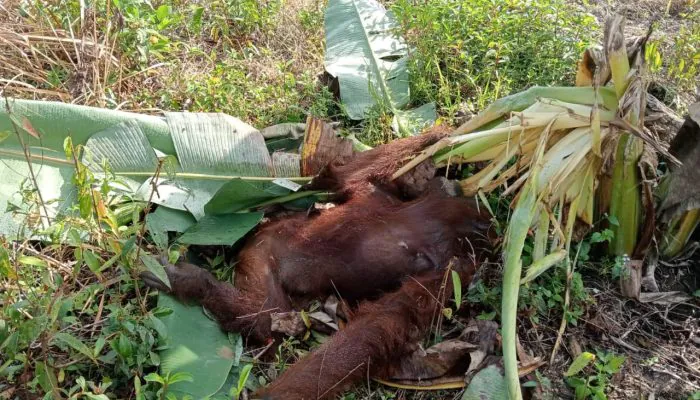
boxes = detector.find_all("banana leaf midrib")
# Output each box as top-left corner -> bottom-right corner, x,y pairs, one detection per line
0,149 -> 313,182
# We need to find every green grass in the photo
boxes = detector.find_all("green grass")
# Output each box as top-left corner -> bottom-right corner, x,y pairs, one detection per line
351,0 -> 598,145
391,0 -> 598,119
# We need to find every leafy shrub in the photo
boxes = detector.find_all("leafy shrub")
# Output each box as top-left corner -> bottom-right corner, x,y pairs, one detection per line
667,7 -> 700,93
391,0 -> 597,117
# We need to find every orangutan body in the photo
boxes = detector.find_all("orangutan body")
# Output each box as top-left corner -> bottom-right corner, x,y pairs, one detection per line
142,131 -> 491,399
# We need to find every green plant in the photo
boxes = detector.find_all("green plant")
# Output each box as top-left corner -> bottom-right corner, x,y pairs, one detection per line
391,0 -> 597,119
144,371 -> 194,400
565,350 -> 626,400
229,363 -> 253,400
0,143 -> 165,399
154,57 -> 333,128
667,6 -> 700,93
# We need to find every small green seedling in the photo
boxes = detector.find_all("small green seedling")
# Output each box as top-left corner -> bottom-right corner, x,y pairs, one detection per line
565,350 -> 626,400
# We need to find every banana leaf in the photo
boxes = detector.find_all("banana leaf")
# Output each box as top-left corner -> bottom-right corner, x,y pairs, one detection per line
324,0 -> 435,134
0,99 -> 308,238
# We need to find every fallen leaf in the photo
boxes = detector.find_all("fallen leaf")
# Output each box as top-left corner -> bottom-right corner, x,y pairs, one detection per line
270,312 -> 306,336
22,117 -> 41,138
387,339 -> 477,380
461,364 -> 508,400
639,291 -> 692,305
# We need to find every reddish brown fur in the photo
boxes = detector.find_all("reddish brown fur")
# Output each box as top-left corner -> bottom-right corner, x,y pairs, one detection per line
144,130 -> 491,400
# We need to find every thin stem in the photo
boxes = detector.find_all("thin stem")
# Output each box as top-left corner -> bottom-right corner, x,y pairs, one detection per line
4,100 -> 51,228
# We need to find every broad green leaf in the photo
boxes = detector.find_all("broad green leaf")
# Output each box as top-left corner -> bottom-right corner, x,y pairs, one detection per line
391,103 -> 437,135
146,207 -> 197,250
148,207 -> 197,233
259,122 -> 306,140
565,352 -> 596,377
35,361 -> 59,396
177,213 -> 263,246
144,372 -> 165,384
93,337 -> 106,357
0,98 -> 171,156
83,250 -> 103,273
83,120 -> 158,173
140,113 -> 306,217
158,294 -> 234,399
0,158 -> 74,239
272,152 -> 302,177
204,179 -> 290,215
53,332 -> 96,362
0,100 -> 306,237
165,112 -> 273,176
140,253 -> 171,290
148,314 -> 169,340
168,372 -> 194,385
0,99 -> 164,239
461,365 -> 508,400
324,0 -> 410,120
146,215 -> 169,251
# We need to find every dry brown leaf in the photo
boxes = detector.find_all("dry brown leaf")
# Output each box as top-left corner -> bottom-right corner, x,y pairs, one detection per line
658,102 -> 700,223
21,116 -> 41,138
639,291 -> 692,305
388,339 -> 477,380
270,311 -> 306,336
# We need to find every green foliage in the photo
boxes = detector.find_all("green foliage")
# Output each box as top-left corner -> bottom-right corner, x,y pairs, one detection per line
667,6 -> 700,93
391,0 -> 597,118
229,364 -> 253,400
566,350 -> 626,400
0,141 -> 221,399
144,371 -> 194,400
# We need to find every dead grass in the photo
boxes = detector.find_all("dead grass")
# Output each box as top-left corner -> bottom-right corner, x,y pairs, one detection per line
0,0 -> 329,123
0,3 -> 123,106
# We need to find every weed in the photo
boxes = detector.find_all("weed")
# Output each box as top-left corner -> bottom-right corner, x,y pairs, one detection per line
0,142 -> 165,399
566,350 -> 626,400
391,0 -> 597,121
666,5 -> 700,94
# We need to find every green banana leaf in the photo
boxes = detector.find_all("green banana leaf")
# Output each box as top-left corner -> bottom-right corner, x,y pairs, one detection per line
158,294 -> 238,399
461,365 -> 508,400
324,0 -> 435,134
0,99 -> 308,238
